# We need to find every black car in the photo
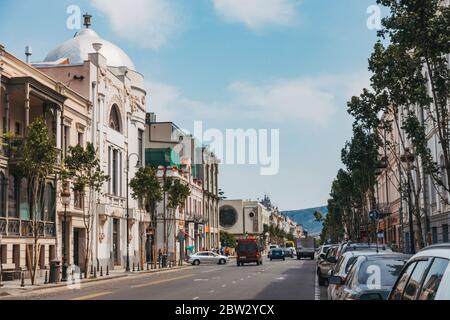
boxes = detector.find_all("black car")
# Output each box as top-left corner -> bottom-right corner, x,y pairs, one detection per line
270,248 -> 285,261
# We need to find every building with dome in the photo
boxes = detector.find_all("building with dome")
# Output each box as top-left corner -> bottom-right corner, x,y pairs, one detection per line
33,14 -> 148,273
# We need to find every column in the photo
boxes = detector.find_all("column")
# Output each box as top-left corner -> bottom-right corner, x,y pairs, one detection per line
4,89 -> 9,133
24,82 -> 30,133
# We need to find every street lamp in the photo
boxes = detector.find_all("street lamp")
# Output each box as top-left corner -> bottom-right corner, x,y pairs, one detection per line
60,187 -> 71,282
126,152 -> 141,272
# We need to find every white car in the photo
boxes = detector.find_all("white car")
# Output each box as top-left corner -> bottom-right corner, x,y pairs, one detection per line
328,250 -> 392,300
389,244 -> 450,300
188,251 -> 229,266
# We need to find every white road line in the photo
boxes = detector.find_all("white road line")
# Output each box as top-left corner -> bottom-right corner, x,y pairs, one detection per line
193,297 -> 200,300
202,268 -> 221,274
314,273 -> 321,301
240,278 -> 244,281
209,290 -> 215,293
193,279 -> 209,282
221,284 -> 227,288
232,281 -> 237,284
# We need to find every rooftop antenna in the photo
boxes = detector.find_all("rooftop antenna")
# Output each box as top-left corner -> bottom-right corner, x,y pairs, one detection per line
83,13 -> 92,29
25,46 -> 32,64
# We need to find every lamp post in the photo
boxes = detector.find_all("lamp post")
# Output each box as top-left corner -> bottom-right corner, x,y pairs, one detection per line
126,152 -> 141,272
60,187 -> 71,282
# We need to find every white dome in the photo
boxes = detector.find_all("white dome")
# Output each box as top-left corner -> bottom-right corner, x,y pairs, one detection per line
44,28 -> 135,70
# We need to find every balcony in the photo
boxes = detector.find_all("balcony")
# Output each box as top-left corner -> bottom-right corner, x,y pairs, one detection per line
0,217 -> 55,238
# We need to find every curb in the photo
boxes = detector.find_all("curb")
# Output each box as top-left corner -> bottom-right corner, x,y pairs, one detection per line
0,265 -> 194,294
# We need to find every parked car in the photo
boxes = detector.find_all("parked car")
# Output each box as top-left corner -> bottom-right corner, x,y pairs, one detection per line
317,245 -> 339,286
270,248 -> 286,261
389,244 -> 450,300
236,239 -> 263,266
317,244 -> 334,261
327,250 -> 392,300
336,242 -> 392,259
189,251 -> 229,266
332,254 -> 410,300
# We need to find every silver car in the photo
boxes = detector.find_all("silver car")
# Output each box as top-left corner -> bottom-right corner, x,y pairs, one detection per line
188,251 -> 229,265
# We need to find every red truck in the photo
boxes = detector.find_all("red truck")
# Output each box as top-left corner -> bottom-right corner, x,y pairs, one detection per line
236,239 -> 263,266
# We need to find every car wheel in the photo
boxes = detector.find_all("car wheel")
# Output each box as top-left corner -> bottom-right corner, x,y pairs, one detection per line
310,256 -> 314,260
283,258 -> 285,261
270,258 -> 272,261
193,260 -> 200,266
219,259 -> 226,265
260,260 -> 263,265
297,256 -> 300,260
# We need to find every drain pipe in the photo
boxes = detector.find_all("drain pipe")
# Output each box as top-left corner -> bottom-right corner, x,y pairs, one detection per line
91,80 -> 99,271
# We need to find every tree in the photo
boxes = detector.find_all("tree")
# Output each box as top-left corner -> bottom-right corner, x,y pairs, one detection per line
15,118 -> 57,285
163,177 -> 191,256
62,143 -> 109,278
129,166 -> 162,267
314,211 -> 323,222
220,231 -> 236,248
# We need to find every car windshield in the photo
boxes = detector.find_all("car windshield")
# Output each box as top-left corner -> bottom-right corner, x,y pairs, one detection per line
358,258 -> 406,287
238,243 -> 257,251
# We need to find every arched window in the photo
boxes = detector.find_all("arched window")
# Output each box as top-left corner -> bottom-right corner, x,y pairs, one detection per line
44,183 -> 56,222
109,104 -> 121,132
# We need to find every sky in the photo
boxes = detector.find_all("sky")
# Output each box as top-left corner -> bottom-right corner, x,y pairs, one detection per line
0,0 -> 382,210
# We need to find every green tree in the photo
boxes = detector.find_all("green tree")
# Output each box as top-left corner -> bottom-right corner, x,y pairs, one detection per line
313,211 -> 323,222
63,143 -> 109,278
15,118 -> 57,285
129,166 -> 162,267
220,231 -> 236,248
163,177 -> 191,255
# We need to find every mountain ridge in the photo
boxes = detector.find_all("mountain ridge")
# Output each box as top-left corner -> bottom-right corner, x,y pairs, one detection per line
283,206 -> 328,236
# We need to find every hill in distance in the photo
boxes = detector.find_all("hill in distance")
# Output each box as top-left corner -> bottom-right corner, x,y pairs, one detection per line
283,206 -> 328,237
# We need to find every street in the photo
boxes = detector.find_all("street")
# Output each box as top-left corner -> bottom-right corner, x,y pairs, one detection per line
2,258 -> 327,300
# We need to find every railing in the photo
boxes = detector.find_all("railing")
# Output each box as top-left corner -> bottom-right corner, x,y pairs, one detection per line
1,137 -> 62,165
0,217 -> 56,237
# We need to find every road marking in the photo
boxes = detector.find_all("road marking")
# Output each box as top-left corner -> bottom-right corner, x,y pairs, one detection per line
193,297 -> 199,300
131,274 -> 193,288
71,292 -> 113,300
315,273 -> 321,301
275,277 -> 285,280
221,284 -> 227,288
240,278 -> 244,281
193,279 -> 209,282
232,281 -> 237,284
202,268 -> 221,274
209,290 -> 215,293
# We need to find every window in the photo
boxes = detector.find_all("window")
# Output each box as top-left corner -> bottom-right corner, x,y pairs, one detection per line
108,147 -> 112,194
443,225 -> 449,243
74,190 -> 84,210
109,105 -> 121,132
19,177 -> 30,220
430,175 -> 437,206
15,122 -> 22,136
391,262 -> 418,300
45,183 -> 56,222
112,149 -> 118,195
440,156 -> 448,202
77,132 -> 84,147
138,129 -> 143,166
418,258 -> 449,300
432,227 -> 438,244
64,125 -> 70,157
402,259 -> 431,300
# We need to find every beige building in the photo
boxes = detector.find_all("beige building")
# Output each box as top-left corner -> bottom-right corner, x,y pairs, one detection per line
0,43 -> 91,278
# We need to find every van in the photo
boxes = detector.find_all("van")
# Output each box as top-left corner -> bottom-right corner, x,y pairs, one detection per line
236,239 -> 263,266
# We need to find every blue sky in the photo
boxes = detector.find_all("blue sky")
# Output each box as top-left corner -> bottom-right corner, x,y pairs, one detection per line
0,0 -> 381,210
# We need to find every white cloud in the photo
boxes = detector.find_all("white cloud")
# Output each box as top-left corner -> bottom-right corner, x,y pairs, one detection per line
146,71 -> 370,127
212,0 -> 299,30
91,0 -> 179,49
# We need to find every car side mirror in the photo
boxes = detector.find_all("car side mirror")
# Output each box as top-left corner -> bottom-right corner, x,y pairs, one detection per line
329,276 -> 344,285
327,256 -> 337,264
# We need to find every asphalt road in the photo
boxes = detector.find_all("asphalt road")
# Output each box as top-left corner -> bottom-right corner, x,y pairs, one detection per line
3,257 -> 328,300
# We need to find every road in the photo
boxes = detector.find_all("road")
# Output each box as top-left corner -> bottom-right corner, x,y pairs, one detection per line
3,257 -> 328,300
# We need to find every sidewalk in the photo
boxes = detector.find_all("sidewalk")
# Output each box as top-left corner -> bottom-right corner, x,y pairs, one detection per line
0,262 -> 193,297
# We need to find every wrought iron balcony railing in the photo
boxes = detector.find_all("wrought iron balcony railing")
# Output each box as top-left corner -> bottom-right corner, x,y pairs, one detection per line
0,217 -> 55,237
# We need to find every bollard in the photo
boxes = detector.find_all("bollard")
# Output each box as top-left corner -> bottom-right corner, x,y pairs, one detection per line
72,269 -> 75,282
90,265 -> 93,275
137,264 -> 140,272
132,263 -> 135,272
147,263 -> 149,271
80,271 -> 83,280
106,265 -> 109,276
44,271 -> 48,284
93,267 -> 97,278
100,266 -> 103,277
20,272 -> 25,287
